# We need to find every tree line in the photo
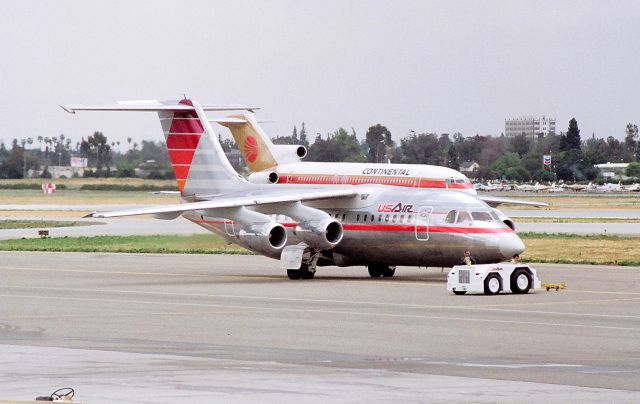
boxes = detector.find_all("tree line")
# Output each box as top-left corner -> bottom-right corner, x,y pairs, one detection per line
1,118 -> 639,181
268,118 -> 640,182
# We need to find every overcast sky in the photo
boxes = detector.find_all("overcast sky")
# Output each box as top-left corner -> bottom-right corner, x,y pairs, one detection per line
0,0 -> 638,147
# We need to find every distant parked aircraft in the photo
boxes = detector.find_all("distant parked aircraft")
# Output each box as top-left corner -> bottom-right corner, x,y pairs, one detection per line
563,182 -> 594,192
597,181 -> 623,192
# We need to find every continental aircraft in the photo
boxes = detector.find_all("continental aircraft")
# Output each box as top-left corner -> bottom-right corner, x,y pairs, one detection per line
63,99 -> 525,280
215,112 -> 546,229
217,113 -> 476,192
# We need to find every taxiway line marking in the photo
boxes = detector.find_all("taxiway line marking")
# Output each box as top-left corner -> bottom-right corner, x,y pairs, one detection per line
2,286 -> 640,322
0,265 -> 445,286
6,265 -> 640,294
1,293 -> 638,332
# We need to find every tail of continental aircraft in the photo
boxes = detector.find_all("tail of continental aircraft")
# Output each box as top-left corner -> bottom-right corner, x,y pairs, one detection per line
217,113 -> 307,172
61,99 -> 256,197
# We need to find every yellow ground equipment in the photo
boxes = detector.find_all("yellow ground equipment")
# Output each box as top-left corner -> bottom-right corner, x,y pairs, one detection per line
541,282 -> 566,291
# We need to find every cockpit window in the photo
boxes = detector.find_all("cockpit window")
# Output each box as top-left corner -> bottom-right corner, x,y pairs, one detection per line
455,179 -> 466,184
471,211 -> 493,222
490,211 -> 500,221
456,211 -> 472,223
445,210 -> 457,224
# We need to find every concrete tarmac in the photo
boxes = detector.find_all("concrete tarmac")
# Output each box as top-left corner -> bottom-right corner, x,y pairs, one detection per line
0,252 -> 639,402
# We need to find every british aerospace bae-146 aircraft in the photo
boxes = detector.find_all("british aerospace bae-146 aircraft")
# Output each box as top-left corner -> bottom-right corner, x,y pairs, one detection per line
62,99 -> 526,280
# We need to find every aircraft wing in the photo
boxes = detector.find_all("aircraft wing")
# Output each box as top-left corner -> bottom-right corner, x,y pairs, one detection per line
479,196 -> 549,208
85,188 -> 359,218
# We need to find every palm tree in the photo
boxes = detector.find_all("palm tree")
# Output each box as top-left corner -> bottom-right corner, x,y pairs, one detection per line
44,137 -> 51,163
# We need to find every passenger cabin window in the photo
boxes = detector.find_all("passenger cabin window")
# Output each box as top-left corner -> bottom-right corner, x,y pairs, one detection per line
385,214 -> 390,222
392,214 -> 397,223
456,211 -> 472,223
445,210 -> 457,224
471,211 -> 493,222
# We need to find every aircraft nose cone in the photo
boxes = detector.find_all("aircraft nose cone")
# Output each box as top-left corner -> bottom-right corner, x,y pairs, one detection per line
500,234 -> 525,260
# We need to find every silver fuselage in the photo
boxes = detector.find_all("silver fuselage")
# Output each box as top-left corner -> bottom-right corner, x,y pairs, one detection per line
183,187 -> 524,268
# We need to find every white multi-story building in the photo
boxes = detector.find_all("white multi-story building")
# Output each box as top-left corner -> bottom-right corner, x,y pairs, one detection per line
505,115 -> 556,138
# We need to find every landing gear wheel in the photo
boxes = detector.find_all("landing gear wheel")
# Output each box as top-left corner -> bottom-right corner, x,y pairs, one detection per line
300,263 -> 316,279
287,269 -> 301,280
381,266 -> 396,278
484,273 -> 501,295
453,289 -> 466,295
367,264 -> 382,278
301,271 -> 315,279
510,268 -> 532,294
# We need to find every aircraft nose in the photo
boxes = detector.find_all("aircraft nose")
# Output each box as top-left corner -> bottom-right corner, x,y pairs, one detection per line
500,233 -> 525,260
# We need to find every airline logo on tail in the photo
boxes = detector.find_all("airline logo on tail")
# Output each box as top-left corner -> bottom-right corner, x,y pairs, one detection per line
219,114 -> 278,171
165,100 -> 204,194
243,136 -> 259,163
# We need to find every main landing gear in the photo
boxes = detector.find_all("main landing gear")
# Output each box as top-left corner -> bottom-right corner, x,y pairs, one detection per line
287,262 -> 315,280
368,263 -> 396,278
287,250 -> 318,280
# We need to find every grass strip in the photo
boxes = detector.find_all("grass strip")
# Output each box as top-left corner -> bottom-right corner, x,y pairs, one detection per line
518,232 -> 634,240
0,220 -> 94,229
78,184 -> 178,192
0,234 -> 250,254
0,233 -> 637,266
0,183 -> 68,190
515,217 -> 640,223
519,233 -> 640,266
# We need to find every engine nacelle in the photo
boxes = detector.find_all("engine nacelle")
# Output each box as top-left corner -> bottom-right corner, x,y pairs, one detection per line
237,222 -> 288,254
247,171 -> 279,184
492,208 -> 515,231
272,144 -> 307,162
294,218 -> 343,250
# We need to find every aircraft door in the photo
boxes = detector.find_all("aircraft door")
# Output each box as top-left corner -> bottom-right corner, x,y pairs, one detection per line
415,206 -> 432,241
224,219 -> 235,236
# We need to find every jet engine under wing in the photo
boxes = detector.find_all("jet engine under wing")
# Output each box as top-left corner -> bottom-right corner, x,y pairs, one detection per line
479,196 -> 549,208
84,188 -> 359,218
